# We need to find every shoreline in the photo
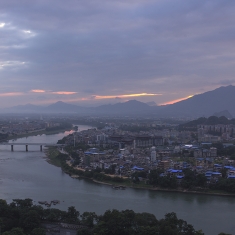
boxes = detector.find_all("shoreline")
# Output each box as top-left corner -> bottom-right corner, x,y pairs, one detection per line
41,137 -> 235,198
44,147 -> 235,198
5,128 -> 72,141
46,148 -> 235,198
91,178 -> 235,197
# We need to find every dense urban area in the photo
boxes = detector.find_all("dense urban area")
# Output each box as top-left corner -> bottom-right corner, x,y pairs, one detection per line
58,116 -> 235,193
1,114 -> 235,193
1,114 -> 235,235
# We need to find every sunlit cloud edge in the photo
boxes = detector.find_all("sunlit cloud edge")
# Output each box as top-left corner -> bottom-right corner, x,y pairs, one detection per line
93,93 -> 162,100
160,95 -> 194,105
0,92 -> 24,97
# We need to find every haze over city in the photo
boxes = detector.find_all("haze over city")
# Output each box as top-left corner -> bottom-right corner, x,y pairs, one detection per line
1,0 -> 235,107
2,2 -> 235,235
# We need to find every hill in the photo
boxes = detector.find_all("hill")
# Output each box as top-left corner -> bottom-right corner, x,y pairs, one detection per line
94,100 -> 153,115
179,116 -> 235,131
1,85 -> 235,118
159,85 -> 235,118
213,110 -> 233,119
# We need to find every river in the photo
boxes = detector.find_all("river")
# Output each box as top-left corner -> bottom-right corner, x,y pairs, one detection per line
0,125 -> 234,235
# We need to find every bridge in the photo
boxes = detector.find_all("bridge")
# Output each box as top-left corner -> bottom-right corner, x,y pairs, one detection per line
0,143 -> 64,151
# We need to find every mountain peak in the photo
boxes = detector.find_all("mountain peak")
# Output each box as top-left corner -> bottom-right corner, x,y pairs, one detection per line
160,85 -> 235,117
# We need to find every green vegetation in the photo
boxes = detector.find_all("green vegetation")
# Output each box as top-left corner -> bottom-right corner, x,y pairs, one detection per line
7,129 -> 65,141
0,198 -> 212,235
148,169 -> 207,190
0,133 -> 8,141
179,116 -> 235,131
147,168 -> 235,194
71,119 -> 104,129
47,147 -> 235,194
45,147 -> 68,167
46,147 -> 125,184
6,121 -> 72,141
210,178 -> 235,193
210,143 -> 235,157
0,199 -> 82,235
57,134 -> 90,151
64,143 -> 90,152
45,122 -> 72,132
61,161 -> 125,184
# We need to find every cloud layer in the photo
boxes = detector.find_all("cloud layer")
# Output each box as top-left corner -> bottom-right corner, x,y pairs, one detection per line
0,0 -> 235,107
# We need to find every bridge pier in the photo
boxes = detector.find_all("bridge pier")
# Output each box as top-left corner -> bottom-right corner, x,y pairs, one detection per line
0,143 -> 61,151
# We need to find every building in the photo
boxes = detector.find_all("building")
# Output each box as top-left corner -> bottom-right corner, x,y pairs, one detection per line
150,146 -> 157,162
135,135 -> 163,148
210,147 -> 217,157
158,160 -> 170,170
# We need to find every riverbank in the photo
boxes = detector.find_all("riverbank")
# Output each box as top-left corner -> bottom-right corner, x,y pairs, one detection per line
92,178 -> 235,197
1,131 -> 234,235
45,147 -> 235,198
6,128 -> 73,141
44,147 -> 63,167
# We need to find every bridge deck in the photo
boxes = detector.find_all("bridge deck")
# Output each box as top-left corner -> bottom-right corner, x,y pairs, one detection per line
0,143 -> 63,146
0,143 -> 64,151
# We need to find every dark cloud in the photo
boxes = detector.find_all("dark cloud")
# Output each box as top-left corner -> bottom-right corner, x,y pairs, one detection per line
0,0 -> 235,106
83,89 -> 95,94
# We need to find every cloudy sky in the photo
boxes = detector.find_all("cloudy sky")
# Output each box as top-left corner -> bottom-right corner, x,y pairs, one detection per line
0,0 -> 235,107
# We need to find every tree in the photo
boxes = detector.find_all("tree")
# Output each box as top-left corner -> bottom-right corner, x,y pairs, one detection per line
218,233 -> 232,235
0,199 -> 206,235
94,209 -> 135,235
12,199 -> 33,209
77,228 -> 92,235
220,168 -> 228,178
159,175 -> 177,189
80,212 -> 98,227
159,212 -> 197,235
31,228 -> 46,235
148,169 -> 162,186
181,169 -> 196,189
65,206 -> 80,224
3,228 -> 25,235
72,157 -> 81,166
195,174 -> 207,187
43,208 -> 66,222
20,210 -> 41,231
135,212 -> 158,227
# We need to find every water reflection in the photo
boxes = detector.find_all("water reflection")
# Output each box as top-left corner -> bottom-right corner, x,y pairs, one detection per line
0,128 -> 235,235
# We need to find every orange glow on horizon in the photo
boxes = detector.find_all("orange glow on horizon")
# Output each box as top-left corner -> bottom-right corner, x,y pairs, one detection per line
160,95 -> 194,105
11,92 -> 162,106
52,91 -> 77,95
31,89 -> 45,93
94,93 -> 161,100
0,92 -> 24,97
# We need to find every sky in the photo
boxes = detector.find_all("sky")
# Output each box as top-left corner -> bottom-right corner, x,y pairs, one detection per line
0,0 -> 235,108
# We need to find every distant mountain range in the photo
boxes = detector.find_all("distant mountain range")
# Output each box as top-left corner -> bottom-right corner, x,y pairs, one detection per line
1,85 -> 235,118
157,85 -> 235,118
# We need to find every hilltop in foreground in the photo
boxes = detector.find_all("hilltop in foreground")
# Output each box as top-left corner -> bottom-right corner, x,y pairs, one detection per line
0,198 -> 213,235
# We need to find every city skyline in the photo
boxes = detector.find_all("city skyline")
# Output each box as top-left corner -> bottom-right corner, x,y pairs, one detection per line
0,0 -> 235,107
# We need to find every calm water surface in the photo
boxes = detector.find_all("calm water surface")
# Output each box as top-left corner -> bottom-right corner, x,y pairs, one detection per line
0,125 -> 234,235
